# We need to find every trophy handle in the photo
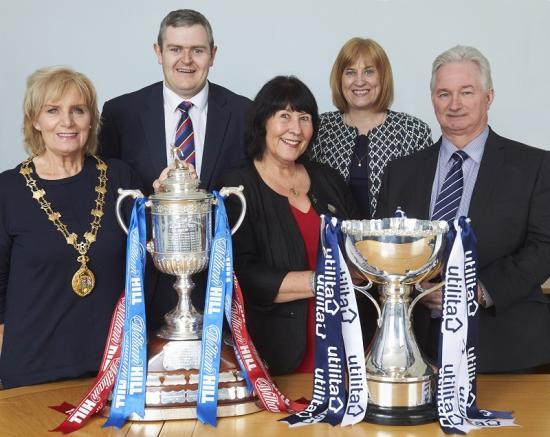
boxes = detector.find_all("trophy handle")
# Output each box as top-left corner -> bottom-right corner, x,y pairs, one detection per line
115,188 -> 146,235
408,280 -> 445,320
353,282 -> 382,324
219,185 -> 247,235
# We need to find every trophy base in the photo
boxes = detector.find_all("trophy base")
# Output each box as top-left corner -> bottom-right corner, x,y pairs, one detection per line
364,403 -> 437,426
102,399 -> 261,421
103,335 -> 261,421
364,374 -> 437,424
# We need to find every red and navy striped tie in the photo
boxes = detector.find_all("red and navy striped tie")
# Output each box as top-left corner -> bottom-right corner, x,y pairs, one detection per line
175,101 -> 195,166
432,150 -> 469,221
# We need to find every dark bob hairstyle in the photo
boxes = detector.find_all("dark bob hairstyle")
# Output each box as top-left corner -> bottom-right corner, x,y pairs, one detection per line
245,76 -> 319,160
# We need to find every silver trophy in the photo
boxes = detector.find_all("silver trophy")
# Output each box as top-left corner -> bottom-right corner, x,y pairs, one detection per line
115,157 -> 260,420
342,217 -> 448,425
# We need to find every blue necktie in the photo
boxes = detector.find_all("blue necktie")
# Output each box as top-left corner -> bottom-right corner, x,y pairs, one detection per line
432,150 -> 469,221
175,101 -> 195,166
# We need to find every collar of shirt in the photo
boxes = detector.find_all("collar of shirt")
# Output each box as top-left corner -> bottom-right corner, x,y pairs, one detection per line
440,126 -> 489,166
163,81 -> 209,115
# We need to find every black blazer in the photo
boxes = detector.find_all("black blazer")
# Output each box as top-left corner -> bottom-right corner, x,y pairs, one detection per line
221,161 -> 362,375
98,81 -> 251,193
376,128 -> 550,372
97,81 -> 251,330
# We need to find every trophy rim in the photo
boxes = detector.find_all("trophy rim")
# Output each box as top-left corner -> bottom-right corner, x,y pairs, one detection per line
342,217 -> 448,283
342,217 -> 449,238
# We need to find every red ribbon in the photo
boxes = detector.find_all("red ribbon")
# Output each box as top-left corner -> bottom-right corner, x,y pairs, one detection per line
50,274 -> 307,433
231,275 -> 307,413
50,294 -> 125,434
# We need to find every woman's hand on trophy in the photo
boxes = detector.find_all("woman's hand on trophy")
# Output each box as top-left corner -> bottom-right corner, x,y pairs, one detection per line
153,162 -> 198,193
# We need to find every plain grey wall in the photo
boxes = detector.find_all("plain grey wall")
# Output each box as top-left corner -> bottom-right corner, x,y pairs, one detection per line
1,0 -> 549,171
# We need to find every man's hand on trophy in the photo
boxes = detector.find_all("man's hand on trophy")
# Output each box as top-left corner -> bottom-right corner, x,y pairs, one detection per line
153,163 -> 175,192
153,162 -> 198,193
418,282 -> 443,312
348,264 -> 369,285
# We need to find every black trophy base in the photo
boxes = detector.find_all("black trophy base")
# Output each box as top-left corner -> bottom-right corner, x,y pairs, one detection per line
364,403 -> 438,426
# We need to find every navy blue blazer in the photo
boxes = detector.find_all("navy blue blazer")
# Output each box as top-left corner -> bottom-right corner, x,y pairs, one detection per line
98,81 -> 251,330
376,128 -> 550,372
98,81 -> 251,194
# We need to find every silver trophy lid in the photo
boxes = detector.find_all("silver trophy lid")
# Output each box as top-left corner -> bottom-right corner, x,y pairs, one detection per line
151,154 -> 213,201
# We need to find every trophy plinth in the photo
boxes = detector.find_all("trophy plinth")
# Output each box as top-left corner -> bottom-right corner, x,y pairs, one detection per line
342,217 -> 448,425
116,158 -> 258,420
135,338 -> 258,420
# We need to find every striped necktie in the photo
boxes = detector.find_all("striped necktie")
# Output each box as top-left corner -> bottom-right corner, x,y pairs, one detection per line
431,150 -> 469,221
175,101 -> 195,166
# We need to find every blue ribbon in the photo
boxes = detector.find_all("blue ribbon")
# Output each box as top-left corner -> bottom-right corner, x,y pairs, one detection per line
459,217 -> 512,423
282,216 -> 346,426
321,218 -> 347,425
460,217 -> 481,419
197,192 -> 233,426
438,218 -> 513,435
104,197 -> 148,427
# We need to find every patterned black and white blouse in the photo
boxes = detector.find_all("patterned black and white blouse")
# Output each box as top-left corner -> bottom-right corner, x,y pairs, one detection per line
310,110 -> 432,216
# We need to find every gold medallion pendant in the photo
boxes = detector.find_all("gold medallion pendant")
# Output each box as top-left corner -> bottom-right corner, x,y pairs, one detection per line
72,255 -> 96,297
72,265 -> 96,297
19,155 -> 108,298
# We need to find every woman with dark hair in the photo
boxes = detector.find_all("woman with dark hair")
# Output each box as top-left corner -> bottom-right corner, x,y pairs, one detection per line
221,76 -> 360,375
311,37 -> 432,218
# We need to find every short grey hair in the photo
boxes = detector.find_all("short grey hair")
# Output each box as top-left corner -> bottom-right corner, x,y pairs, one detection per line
157,9 -> 214,51
430,45 -> 493,93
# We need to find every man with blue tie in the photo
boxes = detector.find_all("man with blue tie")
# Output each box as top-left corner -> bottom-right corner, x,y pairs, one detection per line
376,45 -> 550,372
98,9 -> 250,329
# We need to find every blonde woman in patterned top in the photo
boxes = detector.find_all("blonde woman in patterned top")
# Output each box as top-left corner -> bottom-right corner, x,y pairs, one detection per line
311,37 -> 432,217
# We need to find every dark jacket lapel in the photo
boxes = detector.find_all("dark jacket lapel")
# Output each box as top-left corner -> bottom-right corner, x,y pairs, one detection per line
139,82 -> 167,179
468,128 -> 504,227
415,141 -> 440,218
201,82 -> 230,189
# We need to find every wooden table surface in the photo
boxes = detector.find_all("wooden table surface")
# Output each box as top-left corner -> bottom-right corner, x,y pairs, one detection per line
1,373 -> 549,437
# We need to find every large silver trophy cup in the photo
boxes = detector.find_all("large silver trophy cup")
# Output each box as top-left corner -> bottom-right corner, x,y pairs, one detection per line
115,157 -> 260,420
342,217 -> 448,425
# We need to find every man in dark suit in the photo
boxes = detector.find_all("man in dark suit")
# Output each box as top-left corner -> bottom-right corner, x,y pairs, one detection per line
99,9 -> 250,194
98,9 -> 251,329
376,45 -> 550,372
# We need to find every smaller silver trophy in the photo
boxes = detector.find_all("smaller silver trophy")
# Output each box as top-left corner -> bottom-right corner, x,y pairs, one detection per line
342,217 -> 448,425
115,156 -> 259,420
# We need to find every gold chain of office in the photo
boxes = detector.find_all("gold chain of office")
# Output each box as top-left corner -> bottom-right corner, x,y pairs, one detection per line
19,155 -> 108,297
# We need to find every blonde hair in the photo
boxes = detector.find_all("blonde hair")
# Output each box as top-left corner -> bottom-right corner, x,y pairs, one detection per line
330,37 -> 394,113
23,66 -> 99,156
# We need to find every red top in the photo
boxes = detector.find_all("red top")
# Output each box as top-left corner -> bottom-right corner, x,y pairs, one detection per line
290,204 -> 320,373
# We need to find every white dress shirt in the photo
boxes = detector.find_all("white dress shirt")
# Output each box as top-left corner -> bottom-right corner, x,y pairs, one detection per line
163,82 -> 209,177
